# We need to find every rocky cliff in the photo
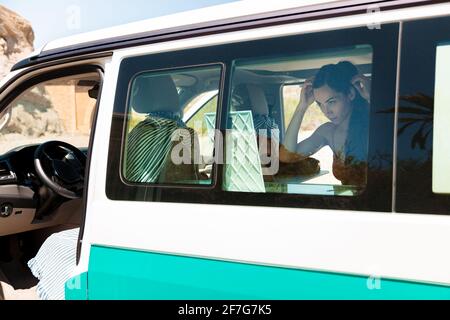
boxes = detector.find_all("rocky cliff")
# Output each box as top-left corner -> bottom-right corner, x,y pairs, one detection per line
0,5 -> 34,80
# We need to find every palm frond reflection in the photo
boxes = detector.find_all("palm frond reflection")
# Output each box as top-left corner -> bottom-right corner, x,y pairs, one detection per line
379,93 -> 433,150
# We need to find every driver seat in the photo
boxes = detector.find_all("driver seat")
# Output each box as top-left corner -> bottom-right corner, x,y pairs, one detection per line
125,75 -> 200,184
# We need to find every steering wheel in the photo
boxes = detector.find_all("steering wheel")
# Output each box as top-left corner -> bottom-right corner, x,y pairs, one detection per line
34,141 -> 87,199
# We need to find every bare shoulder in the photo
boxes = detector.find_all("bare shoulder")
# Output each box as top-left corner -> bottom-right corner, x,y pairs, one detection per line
315,122 -> 334,142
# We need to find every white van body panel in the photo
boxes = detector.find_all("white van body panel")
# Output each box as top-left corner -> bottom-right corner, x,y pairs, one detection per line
82,201 -> 450,286
99,2 -> 450,61
74,2 -> 450,287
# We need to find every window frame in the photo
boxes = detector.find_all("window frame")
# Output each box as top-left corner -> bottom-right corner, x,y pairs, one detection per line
106,23 -> 399,212
118,63 -> 225,189
0,65 -> 103,121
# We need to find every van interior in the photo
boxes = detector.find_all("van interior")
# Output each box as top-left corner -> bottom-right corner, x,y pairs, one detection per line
0,73 -> 101,297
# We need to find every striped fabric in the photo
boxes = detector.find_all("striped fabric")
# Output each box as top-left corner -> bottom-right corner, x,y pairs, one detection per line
28,228 -> 79,300
125,115 -> 196,183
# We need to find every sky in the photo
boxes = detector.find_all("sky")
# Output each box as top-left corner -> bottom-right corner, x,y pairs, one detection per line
0,0 -> 239,48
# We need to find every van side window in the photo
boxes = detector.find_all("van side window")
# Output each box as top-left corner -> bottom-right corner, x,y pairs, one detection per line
396,16 -> 450,214
106,24 -> 398,211
0,73 -> 99,154
224,46 -> 373,196
122,65 -> 222,186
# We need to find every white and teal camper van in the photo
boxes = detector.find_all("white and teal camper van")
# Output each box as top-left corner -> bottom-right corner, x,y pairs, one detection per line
1,0 -> 450,300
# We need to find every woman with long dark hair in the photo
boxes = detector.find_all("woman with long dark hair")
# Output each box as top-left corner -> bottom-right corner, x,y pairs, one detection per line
280,61 -> 371,186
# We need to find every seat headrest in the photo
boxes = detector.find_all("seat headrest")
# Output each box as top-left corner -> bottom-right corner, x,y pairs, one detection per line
233,84 -> 269,116
247,84 -> 269,116
131,75 -> 180,114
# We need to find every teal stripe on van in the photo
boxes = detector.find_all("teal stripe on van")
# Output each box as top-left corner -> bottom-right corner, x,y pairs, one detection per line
87,245 -> 450,300
65,272 -> 88,300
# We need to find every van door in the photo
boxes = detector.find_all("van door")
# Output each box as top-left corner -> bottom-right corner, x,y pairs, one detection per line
396,15 -> 450,215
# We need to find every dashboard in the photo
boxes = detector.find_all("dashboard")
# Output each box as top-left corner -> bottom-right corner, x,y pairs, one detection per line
0,144 -> 87,236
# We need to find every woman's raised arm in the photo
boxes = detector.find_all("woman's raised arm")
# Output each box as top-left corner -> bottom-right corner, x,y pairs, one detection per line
280,122 -> 331,163
282,79 -> 314,150
280,78 -> 328,163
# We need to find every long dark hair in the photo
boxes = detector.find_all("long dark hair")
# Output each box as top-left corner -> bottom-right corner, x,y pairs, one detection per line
313,61 -> 370,162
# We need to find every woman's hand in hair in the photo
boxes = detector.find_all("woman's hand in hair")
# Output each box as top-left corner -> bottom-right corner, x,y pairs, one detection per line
298,77 -> 315,111
283,77 -> 315,156
351,74 -> 371,102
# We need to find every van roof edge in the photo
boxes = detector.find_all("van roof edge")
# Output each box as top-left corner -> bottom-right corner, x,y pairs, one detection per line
10,0 -> 434,72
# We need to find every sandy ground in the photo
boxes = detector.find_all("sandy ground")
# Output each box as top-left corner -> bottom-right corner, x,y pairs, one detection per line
0,268 -> 38,300
0,282 -> 38,300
